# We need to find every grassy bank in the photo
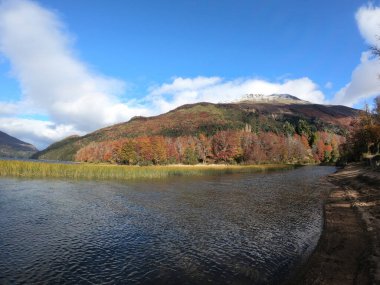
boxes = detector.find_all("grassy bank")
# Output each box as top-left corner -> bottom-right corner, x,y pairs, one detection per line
0,160 -> 295,180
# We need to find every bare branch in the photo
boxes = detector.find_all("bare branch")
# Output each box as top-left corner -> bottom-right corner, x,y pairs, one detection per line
371,46 -> 380,58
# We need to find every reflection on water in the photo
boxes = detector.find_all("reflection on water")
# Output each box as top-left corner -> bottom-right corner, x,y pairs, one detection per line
0,166 -> 335,284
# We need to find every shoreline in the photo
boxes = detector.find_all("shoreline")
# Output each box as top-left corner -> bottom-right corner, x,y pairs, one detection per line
289,163 -> 380,284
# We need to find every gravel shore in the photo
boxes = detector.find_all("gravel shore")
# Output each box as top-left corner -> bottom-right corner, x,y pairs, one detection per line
289,163 -> 380,285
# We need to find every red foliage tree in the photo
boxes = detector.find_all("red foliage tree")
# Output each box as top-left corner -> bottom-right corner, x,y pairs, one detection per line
212,131 -> 242,163
136,137 -> 154,164
316,139 -> 325,162
165,137 -> 180,164
197,133 -> 212,163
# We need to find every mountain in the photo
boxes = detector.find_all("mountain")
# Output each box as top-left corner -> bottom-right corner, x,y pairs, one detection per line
0,131 -> 38,158
33,95 -> 359,161
239,93 -> 309,104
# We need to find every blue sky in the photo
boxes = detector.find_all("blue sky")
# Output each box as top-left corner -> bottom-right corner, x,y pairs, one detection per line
0,0 -> 379,148
27,0 -> 366,97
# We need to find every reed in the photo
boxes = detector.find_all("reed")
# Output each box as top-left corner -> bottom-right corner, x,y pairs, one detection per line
0,160 -> 294,181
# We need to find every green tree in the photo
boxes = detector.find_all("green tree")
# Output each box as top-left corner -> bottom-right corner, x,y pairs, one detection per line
183,147 -> 198,165
296,119 -> 312,138
283,121 -> 295,136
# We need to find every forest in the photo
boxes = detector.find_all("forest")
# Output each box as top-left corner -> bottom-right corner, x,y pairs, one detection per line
75,95 -> 380,167
75,127 -> 344,165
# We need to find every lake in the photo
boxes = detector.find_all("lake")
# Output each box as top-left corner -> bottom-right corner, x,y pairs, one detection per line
0,166 -> 335,284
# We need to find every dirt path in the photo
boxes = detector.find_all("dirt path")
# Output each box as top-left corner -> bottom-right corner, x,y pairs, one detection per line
289,163 -> 380,285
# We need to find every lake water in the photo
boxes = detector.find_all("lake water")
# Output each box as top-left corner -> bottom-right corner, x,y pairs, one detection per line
0,166 -> 335,284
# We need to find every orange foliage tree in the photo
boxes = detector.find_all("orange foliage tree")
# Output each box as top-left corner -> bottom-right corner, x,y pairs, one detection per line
75,128 -> 346,165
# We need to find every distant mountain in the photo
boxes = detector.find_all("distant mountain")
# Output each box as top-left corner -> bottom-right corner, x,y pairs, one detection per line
239,94 -> 309,104
33,96 -> 359,161
0,131 -> 38,158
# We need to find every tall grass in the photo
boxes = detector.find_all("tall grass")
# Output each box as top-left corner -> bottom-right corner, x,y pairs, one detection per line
0,160 -> 295,181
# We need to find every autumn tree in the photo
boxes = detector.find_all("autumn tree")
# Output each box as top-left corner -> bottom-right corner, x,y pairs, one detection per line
111,139 -> 129,163
330,135 -> 340,162
74,125 -> 347,165
368,97 -> 380,153
260,132 -> 282,162
136,137 -> 154,165
285,135 -> 309,163
315,139 -> 326,162
240,132 -> 256,162
212,131 -> 242,163
151,136 -> 167,165
197,133 -> 212,163
165,137 -> 180,164
344,102 -> 380,160
119,140 -> 138,165
75,144 -> 91,162
75,142 -> 103,163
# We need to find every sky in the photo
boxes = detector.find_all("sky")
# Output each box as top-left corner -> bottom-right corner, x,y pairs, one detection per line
0,0 -> 379,149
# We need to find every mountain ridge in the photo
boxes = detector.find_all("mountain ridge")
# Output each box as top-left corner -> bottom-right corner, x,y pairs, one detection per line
0,131 -> 38,158
33,98 -> 359,161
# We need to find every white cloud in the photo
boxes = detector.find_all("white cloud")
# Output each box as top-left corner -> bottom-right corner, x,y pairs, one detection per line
333,51 -> 380,106
148,76 -> 325,114
0,117 -> 82,149
0,102 -> 18,115
0,74 -> 326,148
355,3 -> 380,47
150,77 -> 222,95
2,0 -> 370,150
0,0 -> 150,132
324,81 -> 333,89
332,4 -> 380,106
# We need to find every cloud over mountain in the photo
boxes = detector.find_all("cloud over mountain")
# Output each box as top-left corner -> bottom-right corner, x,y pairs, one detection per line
0,0 -> 327,148
148,76 -> 325,114
0,0 -> 379,148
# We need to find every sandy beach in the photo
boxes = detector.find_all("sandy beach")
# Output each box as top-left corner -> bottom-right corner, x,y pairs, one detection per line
290,163 -> 380,284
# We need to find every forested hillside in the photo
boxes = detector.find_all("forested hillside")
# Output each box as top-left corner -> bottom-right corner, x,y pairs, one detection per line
33,96 -> 359,163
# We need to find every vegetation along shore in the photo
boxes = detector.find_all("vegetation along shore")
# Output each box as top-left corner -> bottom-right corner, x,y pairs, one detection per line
0,160 -> 294,181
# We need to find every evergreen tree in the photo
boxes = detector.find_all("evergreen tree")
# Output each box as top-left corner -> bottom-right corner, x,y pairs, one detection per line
296,119 -> 312,138
283,121 -> 295,136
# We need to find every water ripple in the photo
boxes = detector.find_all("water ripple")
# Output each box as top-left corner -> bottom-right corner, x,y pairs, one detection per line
0,166 -> 335,284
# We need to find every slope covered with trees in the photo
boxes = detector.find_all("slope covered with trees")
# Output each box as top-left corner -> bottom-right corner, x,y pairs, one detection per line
33,97 -> 359,163
74,130 -> 344,165
0,131 -> 38,158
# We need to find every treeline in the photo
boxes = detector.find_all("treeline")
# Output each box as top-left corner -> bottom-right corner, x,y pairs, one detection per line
342,97 -> 380,162
75,129 -> 344,165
